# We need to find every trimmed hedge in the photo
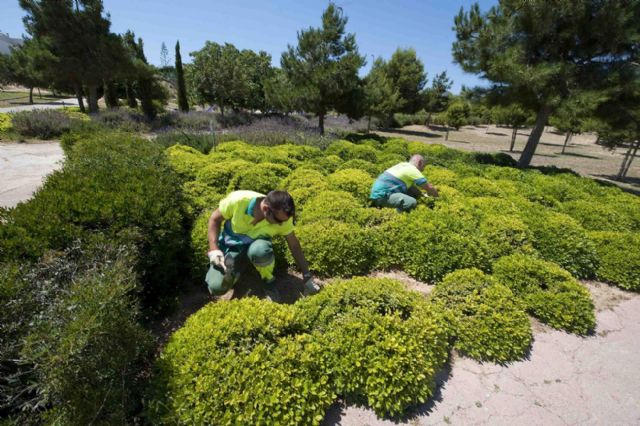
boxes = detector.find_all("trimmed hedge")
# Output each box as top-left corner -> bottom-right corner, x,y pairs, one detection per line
431,269 -> 532,363
327,168 -> 374,203
493,254 -> 596,334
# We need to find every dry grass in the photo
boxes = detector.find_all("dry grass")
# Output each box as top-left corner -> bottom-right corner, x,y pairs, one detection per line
377,124 -> 640,192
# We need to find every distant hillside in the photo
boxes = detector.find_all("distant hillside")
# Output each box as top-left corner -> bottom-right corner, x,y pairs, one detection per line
0,33 -> 22,55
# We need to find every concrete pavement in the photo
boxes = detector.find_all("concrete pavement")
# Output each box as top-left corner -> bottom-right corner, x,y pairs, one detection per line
0,98 -> 78,113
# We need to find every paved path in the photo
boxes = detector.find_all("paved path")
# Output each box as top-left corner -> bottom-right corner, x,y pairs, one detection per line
0,98 -> 78,113
324,282 -> 640,426
0,142 -> 64,208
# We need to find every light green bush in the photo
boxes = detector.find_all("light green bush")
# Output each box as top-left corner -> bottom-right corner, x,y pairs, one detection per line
430,269 -> 531,363
492,254 -> 595,334
423,165 -> 458,186
165,144 -> 208,181
195,159 -> 253,192
300,191 -> 371,225
327,168 -> 374,204
0,112 -> 13,133
293,220 -> 376,277
589,231 -> 640,291
455,176 -> 503,197
337,159 -> 381,176
227,162 -> 291,194
521,210 -> 597,278
479,214 -> 535,260
559,200 -> 635,232
148,299 -> 333,425
326,140 -> 379,162
296,277 -> 450,418
281,167 -> 329,191
182,181 -> 224,219
381,138 -> 409,157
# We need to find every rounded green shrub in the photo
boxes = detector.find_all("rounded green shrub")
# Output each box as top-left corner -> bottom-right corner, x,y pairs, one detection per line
195,159 -> 252,192
337,159 -> 381,176
423,165 -> 458,186
227,162 -> 291,194
589,231 -> 640,291
381,138 -> 409,157
299,191 -> 370,225
182,181 -> 224,219
521,210 -> 597,278
147,299 -> 333,425
430,269 -> 532,363
455,177 -> 503,197
559,200 -> 635,232
482,165 -> 525,182
0,112 -> 14,133
298,155 -> 343,174
377,207 -> 491,282
492,254 -> 596,334
327,168 -> 374,204
326,140 -> 379,162
296,278 -> 450,418
281,167 -> 329,192
479,214 -> 535,260
293,220 -> 376,277
190,210 -> 212,278
165,144 -> 208,181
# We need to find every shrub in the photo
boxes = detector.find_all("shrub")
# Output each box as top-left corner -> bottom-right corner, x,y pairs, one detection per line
154,131 -> 215,154
337,159 -> 381,176
377,207 -> 491,282
164,144 -> 209,181
296,277 -> 450,417
0,112 -> 13,133
90,108 -> 148,132
558,200 -> 635,232
292,220 -> 376,277
0,134 -> 189,311
22,251 -> 152,424
195,159 -> 253,192
327,168 -> 374,204
182,181 -> 224,219
381,138 -> 409,157
423,165 -> 458,186
227,162 -> 291,194
406,142 -> 471,166
430,269 -> 532,363
11,109 -> 72,139
589,231 -> 640,291
325,140 -> 379,162
455,176 -> 503,197
148,299 -> 333,425
280,167 -> 329,193
521,210 -> 597,278
300,154 -> 343,173
300,191 -> 371,225
492,254 -> 596,334
479,214 -> 535,260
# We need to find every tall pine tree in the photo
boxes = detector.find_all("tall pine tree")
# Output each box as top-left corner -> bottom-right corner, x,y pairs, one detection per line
175,40 -> 189,112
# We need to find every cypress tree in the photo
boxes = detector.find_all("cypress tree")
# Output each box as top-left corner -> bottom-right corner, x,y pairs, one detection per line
175,41 -> 189,112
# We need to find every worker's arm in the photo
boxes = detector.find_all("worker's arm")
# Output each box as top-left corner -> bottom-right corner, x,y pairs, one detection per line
285,232 -> 310,275
420,182 -> 439,198
207,208 -> 225,252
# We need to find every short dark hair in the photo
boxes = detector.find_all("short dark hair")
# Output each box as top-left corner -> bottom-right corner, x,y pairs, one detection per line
265,190 -> 296,221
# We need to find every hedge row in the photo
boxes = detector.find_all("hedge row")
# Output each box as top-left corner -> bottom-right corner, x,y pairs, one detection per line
0,133 -> 190,422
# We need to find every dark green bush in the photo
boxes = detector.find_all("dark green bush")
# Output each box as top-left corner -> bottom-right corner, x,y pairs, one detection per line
430,269 -> 532,363
293,220 -> 376,277
147,299 -> 333,425
520,210 -> 597,278
90,108 -> 148,132
0,133 -> 189,311
492,254 -> 596,334
589,231 -> 640,291
296,277 -> 450,418
154,131 -> 215,154
11,109 -> 72,139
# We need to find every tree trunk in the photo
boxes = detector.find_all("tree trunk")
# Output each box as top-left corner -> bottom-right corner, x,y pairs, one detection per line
618,139 -> 640,179
319,113 -> 325,135
125,82 -> 137,108
510,126 -> 518,152
87,85 -> 99,113
425,112 -> 432,128
220,103 -> 225,118
367,116 -> 372,133
28,87 -> 33,104
445,128 -> 449,141
75,85 -> 85,113
37,88 -> 42,99
561,131 -> 572,154
517,105 -> 551,167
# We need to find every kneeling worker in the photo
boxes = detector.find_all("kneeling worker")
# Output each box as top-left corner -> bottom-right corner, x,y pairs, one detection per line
370,154 -> 439,212
206,190 -> 319,302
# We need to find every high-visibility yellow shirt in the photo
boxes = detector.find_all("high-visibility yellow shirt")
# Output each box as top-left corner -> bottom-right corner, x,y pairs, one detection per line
369,162 -> 428,199
218,191 -> 294,247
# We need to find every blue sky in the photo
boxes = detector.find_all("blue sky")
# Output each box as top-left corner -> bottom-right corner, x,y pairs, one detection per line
1,0 -> 498,94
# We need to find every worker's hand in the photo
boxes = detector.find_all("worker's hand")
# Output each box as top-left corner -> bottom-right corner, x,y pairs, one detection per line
422,193 -> 430,198
303,273 -> 321,296
208,249 -> 226,272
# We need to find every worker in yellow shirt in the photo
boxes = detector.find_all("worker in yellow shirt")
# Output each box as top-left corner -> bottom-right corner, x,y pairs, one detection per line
206,190 -> 319,302
370,154 -> 439,212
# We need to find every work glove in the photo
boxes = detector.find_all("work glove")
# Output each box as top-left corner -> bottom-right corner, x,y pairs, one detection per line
303,273 -> 321,296
208,249 -> 226,272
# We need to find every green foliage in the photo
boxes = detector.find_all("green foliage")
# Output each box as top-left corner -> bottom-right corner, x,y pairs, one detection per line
300,191 -> 370,225
196,159 -> 253,192
296,277 -> 450,418
493,254 -> 596,334
0,112 -> 13,133
0,133 -> 188,311
155,131 -> 214,154
589,231 -> 640,291
227,162 -> 291,194
165,143 -> 210,180
175,41 -> 189,112
148,299 -> 332,425
521,210 -> 597,278
455,176 -> 503,197
293,220 -> 376,277
431,269 -> 532,362
444,101 -> 470,130
337,159 -> 381,176
326,139 -> 379,162
327,168 -> 374,203
11,109 -> 72,139
558,200 -> 635,232
479,214 -> 535,261
385,48 -> 427,114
